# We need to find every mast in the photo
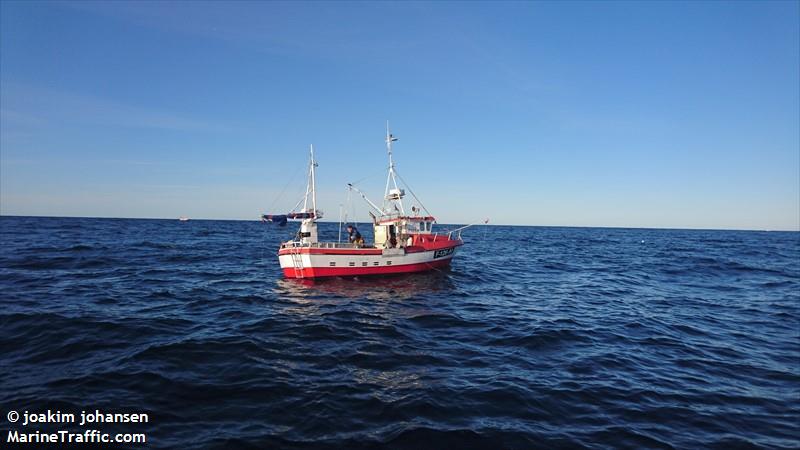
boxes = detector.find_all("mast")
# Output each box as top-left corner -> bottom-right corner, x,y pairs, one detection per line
298,144 -> 319,244
310,144 -> 317,217
303,144 -> 318,218
383,121 -> 405,215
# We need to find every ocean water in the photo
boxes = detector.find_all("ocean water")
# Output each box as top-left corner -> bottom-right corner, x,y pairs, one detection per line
1,216 -> 798,449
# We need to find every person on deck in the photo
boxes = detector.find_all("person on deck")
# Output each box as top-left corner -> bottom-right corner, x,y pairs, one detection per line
346,225 -> 364,247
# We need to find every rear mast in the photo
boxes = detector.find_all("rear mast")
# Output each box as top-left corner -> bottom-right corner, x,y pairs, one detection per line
299,144 -> 319,244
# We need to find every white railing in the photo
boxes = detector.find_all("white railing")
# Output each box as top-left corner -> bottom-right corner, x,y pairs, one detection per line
281,241 -> 366,250
280,228 -> 471,250
446,224 -> 477,241
418,230 -> 462,242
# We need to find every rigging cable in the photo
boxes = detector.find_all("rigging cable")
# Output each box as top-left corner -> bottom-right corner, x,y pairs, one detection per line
262,162 -> 304,264
266,162 -> 304,213
393,168 -> 433,218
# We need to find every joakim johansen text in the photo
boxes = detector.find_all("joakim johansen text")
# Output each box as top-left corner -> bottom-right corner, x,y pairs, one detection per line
19,410 -> 149,426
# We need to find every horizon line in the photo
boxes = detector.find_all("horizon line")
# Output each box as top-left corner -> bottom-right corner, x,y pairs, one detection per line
1,214 -> 798,233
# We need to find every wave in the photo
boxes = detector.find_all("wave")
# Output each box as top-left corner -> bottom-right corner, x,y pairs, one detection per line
1,217 -> 798,449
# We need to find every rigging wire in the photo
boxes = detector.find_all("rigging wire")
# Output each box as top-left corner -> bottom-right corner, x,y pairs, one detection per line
266,162 -> 303,213
290,193 -> 306,214
393,168 -> 433,218
262,162 -> 304,264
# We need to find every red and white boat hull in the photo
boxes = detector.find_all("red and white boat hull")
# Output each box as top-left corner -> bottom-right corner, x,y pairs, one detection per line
265,127 -> 472,279
278,240 -> 461,279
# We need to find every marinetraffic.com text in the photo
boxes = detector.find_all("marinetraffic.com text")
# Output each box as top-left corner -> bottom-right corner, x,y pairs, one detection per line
6,409 -> 148,445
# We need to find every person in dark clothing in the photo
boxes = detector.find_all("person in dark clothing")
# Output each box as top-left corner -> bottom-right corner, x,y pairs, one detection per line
346,225 -> 364,246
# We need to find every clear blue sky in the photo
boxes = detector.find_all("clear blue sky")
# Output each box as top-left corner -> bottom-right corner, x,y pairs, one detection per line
1,1 -> 798,230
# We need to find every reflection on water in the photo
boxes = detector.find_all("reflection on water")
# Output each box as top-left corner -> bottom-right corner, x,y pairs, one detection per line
270,273 -> 454,399
273,271 -> 457,302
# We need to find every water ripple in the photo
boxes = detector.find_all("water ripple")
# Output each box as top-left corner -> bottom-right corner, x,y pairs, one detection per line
1,217 -> 798,449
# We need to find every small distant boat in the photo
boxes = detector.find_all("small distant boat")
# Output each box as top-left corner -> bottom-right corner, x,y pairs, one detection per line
179,217 -> 190,222
262,124 -> 473,279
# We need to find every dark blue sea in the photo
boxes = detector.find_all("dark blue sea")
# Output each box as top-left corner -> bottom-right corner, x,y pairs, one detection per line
1,216 -> 798,449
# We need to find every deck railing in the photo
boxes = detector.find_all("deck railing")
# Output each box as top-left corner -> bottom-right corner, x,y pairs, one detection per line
281,241 -> 366,250
281,229 -> 467,250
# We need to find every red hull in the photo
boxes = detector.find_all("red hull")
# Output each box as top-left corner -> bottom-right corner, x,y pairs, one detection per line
277,239 -> 458,256
281,256 -> 453,278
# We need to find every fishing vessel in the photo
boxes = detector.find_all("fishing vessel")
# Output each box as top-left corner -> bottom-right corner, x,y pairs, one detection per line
262,126 -> 471,279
